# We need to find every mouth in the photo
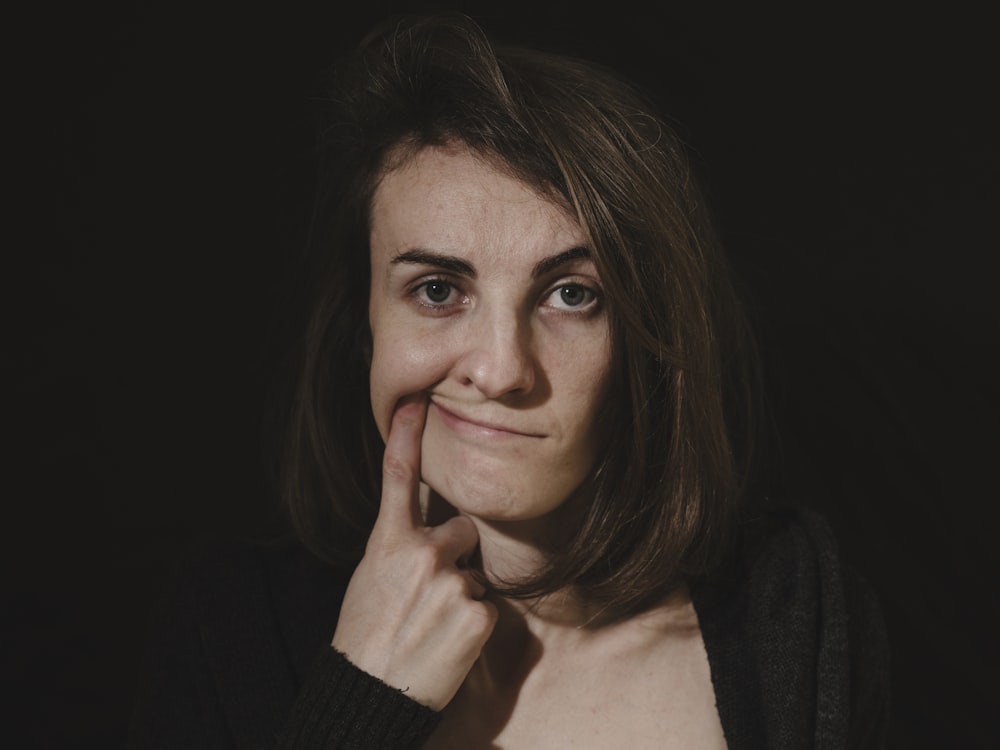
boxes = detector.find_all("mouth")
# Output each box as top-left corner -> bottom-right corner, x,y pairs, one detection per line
429,399 -> 544,439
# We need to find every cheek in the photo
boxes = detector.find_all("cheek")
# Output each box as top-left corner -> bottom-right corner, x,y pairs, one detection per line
553,347 -> 615,465
368,325 -> 450,439
550,329 -> 613,413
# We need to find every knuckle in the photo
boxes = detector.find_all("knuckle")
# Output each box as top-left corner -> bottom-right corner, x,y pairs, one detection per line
410,543 -> 440,572
466,600 -> 499,631
424,530 -> 455,557
382,451 -> 415,483
394,410 -> 421,430
440,516 -> 478,549
449,514 -> 478,537
441,572 -> 468,598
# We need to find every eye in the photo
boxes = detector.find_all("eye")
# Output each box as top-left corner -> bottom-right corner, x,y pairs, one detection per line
423,281 -> 452,304
409,278 -> 465,310
545,283 -> 599,312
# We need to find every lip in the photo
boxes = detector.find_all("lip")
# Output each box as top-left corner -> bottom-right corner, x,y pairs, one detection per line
430,399 -> 543,439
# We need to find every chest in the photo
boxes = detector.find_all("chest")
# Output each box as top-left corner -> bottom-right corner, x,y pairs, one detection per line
425,629 -> 727,749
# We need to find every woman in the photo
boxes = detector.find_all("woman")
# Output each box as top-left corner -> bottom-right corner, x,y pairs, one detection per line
131,15 -> 888,749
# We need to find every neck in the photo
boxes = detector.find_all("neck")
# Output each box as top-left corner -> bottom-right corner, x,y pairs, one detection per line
422,485 -> 587,619
421,485 -> 692,634
470,578 -> 698,704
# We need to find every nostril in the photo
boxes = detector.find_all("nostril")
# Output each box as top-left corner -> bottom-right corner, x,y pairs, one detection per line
452,318 -> 536,398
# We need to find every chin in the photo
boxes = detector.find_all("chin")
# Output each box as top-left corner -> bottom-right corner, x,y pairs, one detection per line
420,452 -> 582,525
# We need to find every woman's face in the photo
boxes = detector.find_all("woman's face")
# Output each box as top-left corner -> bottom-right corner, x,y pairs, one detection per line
368,144 -> 612,523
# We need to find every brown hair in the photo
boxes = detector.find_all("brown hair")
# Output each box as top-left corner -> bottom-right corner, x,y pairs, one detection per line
281,15 -> 759,618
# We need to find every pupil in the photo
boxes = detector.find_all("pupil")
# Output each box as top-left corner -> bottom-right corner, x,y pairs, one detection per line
560,286 -> 583,305
427,282 -> 449,303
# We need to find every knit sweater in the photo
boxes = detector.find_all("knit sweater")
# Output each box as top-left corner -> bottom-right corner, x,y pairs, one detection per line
128,509 -> 888,749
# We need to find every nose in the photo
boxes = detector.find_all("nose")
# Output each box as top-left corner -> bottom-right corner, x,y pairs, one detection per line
454,311 -> 536,399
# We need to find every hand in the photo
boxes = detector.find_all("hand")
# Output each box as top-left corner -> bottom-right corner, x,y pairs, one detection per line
331,394 -> 498,710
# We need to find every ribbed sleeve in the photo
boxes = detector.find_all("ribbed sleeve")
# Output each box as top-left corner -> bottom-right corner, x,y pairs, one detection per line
278,647 -> 440,750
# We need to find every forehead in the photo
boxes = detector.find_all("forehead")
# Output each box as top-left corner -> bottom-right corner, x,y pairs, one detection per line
369,145 -> 585,266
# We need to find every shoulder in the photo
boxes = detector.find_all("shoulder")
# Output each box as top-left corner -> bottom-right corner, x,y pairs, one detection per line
692,508 -> 889,749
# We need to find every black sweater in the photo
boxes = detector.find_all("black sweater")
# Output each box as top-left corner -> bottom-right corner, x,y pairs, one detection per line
129,510 -> 889,749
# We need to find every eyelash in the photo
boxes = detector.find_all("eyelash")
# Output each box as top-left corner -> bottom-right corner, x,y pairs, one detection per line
406,276 -> 602,316
545,284 -> 600,312
408,277 -> 467,311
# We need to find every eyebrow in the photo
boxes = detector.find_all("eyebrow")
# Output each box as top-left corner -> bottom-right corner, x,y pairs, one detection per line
390,246 -> 592,279
531,246 -> 591,278
390,249 -> 476,277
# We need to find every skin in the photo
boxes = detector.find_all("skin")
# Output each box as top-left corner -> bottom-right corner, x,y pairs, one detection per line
332,143 -> 726,746
367,143 -> 613,583
331,395 -> 495,710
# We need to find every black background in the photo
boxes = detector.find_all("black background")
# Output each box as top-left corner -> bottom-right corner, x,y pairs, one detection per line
14,0 -> 999,746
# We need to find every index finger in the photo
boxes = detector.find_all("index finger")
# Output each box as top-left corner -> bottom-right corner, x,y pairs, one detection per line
375,393 -> 428,530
